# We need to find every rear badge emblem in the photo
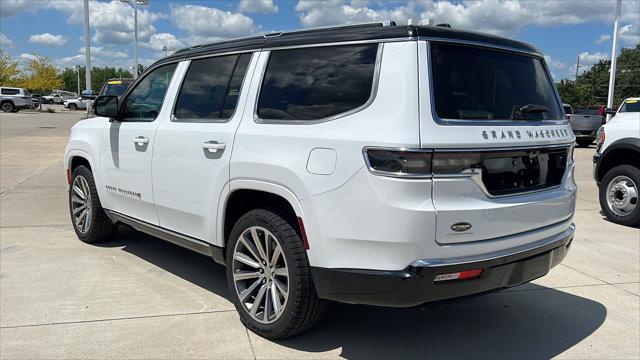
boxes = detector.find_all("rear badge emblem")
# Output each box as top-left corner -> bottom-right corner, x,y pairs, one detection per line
451,222 -> 472,232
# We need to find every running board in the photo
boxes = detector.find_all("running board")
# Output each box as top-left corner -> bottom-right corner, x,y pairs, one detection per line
104,210 -> 225,265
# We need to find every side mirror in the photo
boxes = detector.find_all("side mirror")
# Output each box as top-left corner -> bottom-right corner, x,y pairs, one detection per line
603,108 -> 617,116
81,90 -> 97,100
94,95 -> 119,118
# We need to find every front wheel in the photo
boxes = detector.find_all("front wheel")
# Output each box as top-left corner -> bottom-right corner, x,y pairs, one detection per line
69,165 -> 118,243
68,103 -> 77,111
599,165 -> 640,227
226,209 -> 326,339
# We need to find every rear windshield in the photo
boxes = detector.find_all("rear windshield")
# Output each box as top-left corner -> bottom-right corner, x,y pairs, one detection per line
619,100 -> 640,113
430,43 -> 562,121
563,106 -> 572,114
102,81 -> 132,96
577,107 -> 602,115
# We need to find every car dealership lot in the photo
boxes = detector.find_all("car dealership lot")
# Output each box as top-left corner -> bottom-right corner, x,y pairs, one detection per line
0,111 -> 638,359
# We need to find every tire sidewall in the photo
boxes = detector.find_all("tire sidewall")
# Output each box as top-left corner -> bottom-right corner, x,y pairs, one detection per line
2,102 -> 14,112
599,164 -> 640,227
225,209 -> 303,337
69,166 -> 106,242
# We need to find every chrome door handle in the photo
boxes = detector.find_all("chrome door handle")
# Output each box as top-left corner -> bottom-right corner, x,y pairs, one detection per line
201,142 -> 226,152
133,136 -> 149,145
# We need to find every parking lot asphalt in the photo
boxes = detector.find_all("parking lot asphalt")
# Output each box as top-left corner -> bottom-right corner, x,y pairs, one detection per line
0,109 -> 638,359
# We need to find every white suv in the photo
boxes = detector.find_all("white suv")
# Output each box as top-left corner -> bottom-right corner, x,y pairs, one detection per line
64,23 -> 576,338
1,87 -> 33,112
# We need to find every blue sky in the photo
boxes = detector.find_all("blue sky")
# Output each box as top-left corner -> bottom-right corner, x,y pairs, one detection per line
0,0 -> 638,80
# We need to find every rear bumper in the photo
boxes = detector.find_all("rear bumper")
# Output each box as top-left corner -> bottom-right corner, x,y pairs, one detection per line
312,224 -> 574,307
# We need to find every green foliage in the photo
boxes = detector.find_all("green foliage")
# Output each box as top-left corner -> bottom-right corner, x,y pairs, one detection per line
61,66 -> 134,93
558,45 -> 640,109
0,51 -> 23,86
19,56 -> 63,93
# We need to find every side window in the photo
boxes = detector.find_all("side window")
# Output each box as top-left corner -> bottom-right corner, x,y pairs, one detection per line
257,44 -> 378,121
173,53 -> 251,122
121,63 -> 177,121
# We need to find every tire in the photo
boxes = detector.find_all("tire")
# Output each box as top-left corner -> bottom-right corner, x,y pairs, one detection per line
576,138 -> 593,148
1,101 -> 14,113
69,165 -> 118,243
68,103 -> 77,111
226,209 -> 326,339
11,108 -> 20,113
599,164 -> 640,227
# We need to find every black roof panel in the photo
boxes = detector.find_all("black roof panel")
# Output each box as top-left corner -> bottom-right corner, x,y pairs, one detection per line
154,23 -> 539,67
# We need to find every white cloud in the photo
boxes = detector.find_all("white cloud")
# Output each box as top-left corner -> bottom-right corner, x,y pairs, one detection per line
79,46 -> 128,59
46,0 -> 167,45
594,34 -> 611,44
28,33 -> 67,46
239,0 -> 278,14
294,0 -> 640,39
55,54 -> 86,68
0,0 -> 31,17
0,33 -> 13,48
619,24 -> 640,46
544,55 -> 567,70
567,51 -> 610,77
19,53 -> 38,61
170,4 -> 259,46
141,33 -> 185,54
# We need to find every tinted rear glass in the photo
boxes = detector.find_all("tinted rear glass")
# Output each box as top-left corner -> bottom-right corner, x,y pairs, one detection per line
577,107 -> 601,115
430,43 -> 562,121
257,44 -> 378,121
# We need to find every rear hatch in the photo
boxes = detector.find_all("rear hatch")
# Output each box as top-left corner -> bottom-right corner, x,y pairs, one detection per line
570,114 -> 602,134
420,41 -> 576,244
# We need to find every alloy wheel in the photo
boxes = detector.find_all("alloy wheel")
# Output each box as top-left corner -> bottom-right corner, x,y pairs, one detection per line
232,226 -> 289,324
71,175 -> 92,234
606,175 -> 638,217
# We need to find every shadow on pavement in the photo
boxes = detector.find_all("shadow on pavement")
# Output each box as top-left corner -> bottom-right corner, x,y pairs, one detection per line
104,227 -> 607,360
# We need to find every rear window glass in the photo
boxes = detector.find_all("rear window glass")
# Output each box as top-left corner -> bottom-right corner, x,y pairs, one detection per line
173,53 -> 251,121
1,88 -> 20,95
563,106 -> 572,114
257,44 -> 378,121
577,107 -> 601,115
430,43 -> 562,121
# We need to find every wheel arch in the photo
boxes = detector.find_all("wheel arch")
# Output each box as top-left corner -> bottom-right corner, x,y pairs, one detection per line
218,180 -> 305,250
597,138 -> 640,182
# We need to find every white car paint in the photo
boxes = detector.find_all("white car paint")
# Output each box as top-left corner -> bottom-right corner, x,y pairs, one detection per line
64,39 -> 576,272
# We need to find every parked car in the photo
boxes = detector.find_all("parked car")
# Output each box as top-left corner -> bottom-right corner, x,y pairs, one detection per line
593,97 -> 640,227
570,105 -> 607,147
63,98 -> 88,111
42,93 -> 74,104
87,79 -> 135,116
65,22 -> 576,339
0,87 -> 33,112
563,103 -> 573,120
31,94 -> 42,109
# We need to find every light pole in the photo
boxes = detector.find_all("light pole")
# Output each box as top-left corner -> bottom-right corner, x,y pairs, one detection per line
83,0 -> 92,92
75,65 -> 81,97
121,0 -> 149,79
606,0 -> 622,122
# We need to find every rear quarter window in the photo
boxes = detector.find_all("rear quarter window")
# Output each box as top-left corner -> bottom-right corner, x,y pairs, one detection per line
1,88 -> 20,95
257,44 -> 378,121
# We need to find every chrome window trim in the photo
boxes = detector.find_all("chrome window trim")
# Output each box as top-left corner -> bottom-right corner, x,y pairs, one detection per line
253,43 -> 384,125
424,39 -> 568,127
170,52 -> 255,124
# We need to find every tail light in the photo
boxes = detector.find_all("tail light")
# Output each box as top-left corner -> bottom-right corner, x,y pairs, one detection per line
364,148 -> 432,177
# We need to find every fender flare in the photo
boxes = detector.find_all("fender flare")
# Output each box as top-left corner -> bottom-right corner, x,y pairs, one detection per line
597,138 -> 640,181
215,179 -> 304,248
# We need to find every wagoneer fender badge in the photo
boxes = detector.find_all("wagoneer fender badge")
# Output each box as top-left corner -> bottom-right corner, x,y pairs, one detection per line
451,222 -> 472,232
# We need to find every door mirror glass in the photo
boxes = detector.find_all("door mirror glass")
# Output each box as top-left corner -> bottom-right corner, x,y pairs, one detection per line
94,95 -> 119,118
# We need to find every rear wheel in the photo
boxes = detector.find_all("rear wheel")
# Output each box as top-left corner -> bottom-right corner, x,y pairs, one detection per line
576,138 -> 593,148
1,102 -> 14,113
69,165 -> 118,243
226,209 -> 326,339
599,165 -> 640,227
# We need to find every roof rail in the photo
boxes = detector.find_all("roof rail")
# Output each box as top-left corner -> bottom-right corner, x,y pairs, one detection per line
262,21 -> 397,38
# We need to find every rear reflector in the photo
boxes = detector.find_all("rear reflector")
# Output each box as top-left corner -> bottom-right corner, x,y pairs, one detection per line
297,217 -> 310,250
434,269 -> 483,282
66,168 -> 72,185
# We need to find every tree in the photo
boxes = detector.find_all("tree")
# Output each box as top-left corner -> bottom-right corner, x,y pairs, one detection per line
0,51 -> 22,86
558,45 -> 640,109
61,66 -> 133,93
19,56 -> 62,94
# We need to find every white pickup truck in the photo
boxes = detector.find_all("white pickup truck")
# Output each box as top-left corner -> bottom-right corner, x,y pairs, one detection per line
42,93 -> 74,104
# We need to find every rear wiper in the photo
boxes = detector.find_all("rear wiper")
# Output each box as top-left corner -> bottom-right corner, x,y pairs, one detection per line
511,104 -> 550,120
